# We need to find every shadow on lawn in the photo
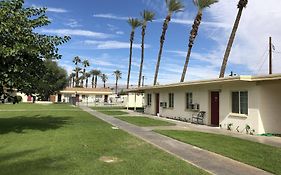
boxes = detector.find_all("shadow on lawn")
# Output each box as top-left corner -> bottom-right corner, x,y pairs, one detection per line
0,115 -> 71,134
0,149 -> 70,175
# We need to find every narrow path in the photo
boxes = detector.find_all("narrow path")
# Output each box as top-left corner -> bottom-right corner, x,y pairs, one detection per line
81,106 -> 272,175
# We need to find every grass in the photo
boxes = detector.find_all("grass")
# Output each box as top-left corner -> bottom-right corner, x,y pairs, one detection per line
116,116 -> 175,127
98,110 -> 129,116
91,106 -> 124,111
155,130 -> 281,175
0,104 -> 208,175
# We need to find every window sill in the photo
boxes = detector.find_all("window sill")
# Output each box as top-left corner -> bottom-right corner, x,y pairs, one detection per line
163,107 -> 174,110
229,113 -> 248,118
185,109 -> 200,112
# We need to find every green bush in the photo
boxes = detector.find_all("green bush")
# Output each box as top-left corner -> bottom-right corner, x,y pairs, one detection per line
16,96 -> 22,102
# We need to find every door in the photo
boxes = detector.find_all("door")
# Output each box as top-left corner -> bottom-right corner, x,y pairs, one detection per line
211,92 -> 220,126
104,95 -> 108,103
27,96 -> 32,102
58,94 -> 62,102
155,93 -> 160,115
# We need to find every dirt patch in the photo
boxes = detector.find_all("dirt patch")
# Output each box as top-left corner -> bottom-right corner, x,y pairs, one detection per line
99,156 -> 122,163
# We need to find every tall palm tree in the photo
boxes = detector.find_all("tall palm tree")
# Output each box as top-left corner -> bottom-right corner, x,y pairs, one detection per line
219,0 -> 248,78
138,10 -> 155,87
71,73 -> 75,87
100,74 -> 108,88
90,69 -> 101,88
153,0 -> 184,85
180,0 -> 218,82
85,72 -> 91,88
113,70 -> 122,94
73,56 -> 81,87
81,59 -> 90,87
127,18 -> 142,89
73,67 -> 82,87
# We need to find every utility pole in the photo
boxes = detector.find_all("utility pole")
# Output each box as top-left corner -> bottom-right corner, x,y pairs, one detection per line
269,37 -> 272,74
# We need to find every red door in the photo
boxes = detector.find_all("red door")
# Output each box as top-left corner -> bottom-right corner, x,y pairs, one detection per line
155,93 -> 160,115
27,96 -> 32,102
211,92 -> 220,126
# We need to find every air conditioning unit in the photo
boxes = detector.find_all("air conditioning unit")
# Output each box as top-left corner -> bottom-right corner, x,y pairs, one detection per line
160,102 -> 167,108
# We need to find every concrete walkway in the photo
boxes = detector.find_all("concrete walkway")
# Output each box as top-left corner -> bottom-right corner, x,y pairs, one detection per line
81,106 -> 272,175
122,109 -> 281,148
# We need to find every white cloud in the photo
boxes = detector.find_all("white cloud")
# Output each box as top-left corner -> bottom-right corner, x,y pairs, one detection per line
84,40 -> 150,49
40,29 -> 112,39
93,14 -> 129,20
65,19 -> 82,28
32,5 -> 68,13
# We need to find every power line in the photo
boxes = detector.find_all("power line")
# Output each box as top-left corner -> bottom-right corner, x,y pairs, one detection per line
256,53 -> 269,74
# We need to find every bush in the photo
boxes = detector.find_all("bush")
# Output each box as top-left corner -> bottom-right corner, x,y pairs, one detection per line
16,96 -> 22,102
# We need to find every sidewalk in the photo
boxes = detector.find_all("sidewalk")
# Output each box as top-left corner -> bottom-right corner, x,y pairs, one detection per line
81,106 -> 272,175
122,109 -> 281,148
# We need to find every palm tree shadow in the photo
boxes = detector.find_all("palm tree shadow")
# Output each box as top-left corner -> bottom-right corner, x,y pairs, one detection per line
0,115 -> 71,134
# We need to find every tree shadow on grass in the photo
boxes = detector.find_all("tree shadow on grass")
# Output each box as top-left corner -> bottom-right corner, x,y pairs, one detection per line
0,149 -> 71,175
0,115 -> 71,134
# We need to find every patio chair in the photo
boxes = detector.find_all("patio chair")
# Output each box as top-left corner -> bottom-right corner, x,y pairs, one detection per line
192,111 -> 206,124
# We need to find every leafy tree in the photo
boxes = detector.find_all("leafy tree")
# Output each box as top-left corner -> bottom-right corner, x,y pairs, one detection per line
219,0 -> 248,78
180,0 -> 218,82
37,60 -> 68,101
90,69 -> 101,88
100,74 -> 108,88
113,70 -> 122,94
0,0 -> 70,97
153,0 -> 184,85
138,10 -> 155,87
127,18 -> 142,89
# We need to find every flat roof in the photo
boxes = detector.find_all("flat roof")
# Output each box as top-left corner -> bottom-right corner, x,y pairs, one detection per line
127,74 -> 281,92
59,87 -> 113,95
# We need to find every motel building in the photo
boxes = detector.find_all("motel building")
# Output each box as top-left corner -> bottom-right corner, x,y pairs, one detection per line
129,74 -> 281,135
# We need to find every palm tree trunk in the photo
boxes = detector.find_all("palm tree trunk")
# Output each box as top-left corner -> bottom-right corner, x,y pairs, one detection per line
75,70 -> 79,87
219,7 -> 244,78
181,11 -> 202,82
95,76 -> 97,88
103,81 -> 106,88
127,30 -> 134,89
86,78 -> 88,88
72,77 -> 75,87
153,15 -> 171,85
91,77 -> 94,88
138,24 -> 146,87
115,78 -> 118,94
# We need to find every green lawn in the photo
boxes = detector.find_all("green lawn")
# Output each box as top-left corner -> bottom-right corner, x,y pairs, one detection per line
116,116 -> 175,127
97,110 -> 129,116
0,104 -> 208,175
156,130 -> 281,175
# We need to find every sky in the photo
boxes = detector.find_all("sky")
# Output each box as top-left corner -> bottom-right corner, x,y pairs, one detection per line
25,0 -> 281,87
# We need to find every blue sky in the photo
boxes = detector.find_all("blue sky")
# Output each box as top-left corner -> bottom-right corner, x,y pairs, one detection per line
25,0 -> 281,86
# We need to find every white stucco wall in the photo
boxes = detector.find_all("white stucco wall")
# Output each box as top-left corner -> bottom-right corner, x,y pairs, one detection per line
124,93 -> 144,108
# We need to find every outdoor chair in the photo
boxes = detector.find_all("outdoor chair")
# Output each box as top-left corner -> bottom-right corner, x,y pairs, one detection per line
192,111 -> 206,124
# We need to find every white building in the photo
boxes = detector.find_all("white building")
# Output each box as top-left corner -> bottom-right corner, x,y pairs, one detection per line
129,74 -> 281,134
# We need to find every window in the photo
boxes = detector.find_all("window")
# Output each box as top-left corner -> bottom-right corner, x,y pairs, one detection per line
168,93 -> 174,108
232,91 -> 248,115
186,92 -> 193,109
147,94 -> 152,106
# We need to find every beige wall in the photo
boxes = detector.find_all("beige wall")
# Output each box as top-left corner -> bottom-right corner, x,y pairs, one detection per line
144,81 -> 281,134
125,93 -> 144,108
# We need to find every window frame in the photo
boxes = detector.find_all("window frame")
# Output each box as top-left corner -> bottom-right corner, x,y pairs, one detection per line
231,91 -> 248,115
147,94 -> 152,106
168,93 -> 174,108
186,92 -> 193,109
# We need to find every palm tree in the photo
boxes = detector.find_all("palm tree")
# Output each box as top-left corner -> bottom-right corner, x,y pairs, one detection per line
219,0 -> 248,78
90,69 -> 101,88
113,70 -> 122,94
153,0 -> 184,85
127,18 -> 142,89
73,56 -> 81,87
85,72 -> 91,88
100,74 -> 108,88
180,0 -> 218,82
71,73 -> 75,87
138,10 -> 155,87
81,59 -> 90,87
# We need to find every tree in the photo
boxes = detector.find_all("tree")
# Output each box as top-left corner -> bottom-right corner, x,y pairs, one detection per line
81,59 -> 90,87
100,74 -> 108,88
85,72 -> 91,88
127,18 -> 142,89
113,70 -> 122,94
153,0 -> 184,85
71,73 -> 76,87
0,0 -> 70,97
138,10 -> 155,87
72,56 -> 81,87
90,69 -> 101,88
37,60 -> 68,101
180,0 -> 218,82
219,0 -> 248,78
